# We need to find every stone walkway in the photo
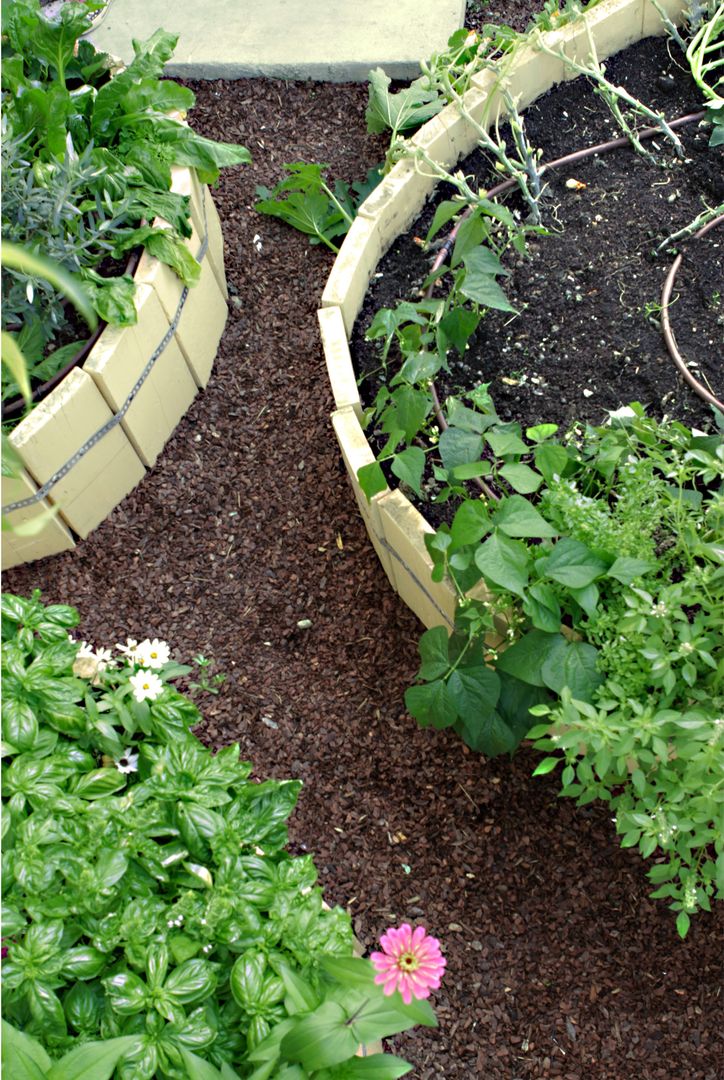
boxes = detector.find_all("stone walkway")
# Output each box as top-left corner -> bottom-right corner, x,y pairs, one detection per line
89,0 -> 466,80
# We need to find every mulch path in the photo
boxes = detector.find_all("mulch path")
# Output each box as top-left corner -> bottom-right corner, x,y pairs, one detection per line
5,9 -> 723,1078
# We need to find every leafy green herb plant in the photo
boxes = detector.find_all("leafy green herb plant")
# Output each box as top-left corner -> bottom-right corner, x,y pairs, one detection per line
1,592 -> 437,1077
369,400 -> 723,931
1,0 -> 250,411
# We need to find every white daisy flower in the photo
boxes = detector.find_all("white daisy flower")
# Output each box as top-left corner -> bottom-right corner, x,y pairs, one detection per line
94,647 -> 116,672
129,669 -> 164,703
76,640 -> 95,658
116,638 -> 140,663
114,750 -> 139,774
135,638 -> 170,669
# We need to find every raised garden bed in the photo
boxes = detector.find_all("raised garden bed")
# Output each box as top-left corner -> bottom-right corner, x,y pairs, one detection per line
319,0 -> 720,630
1,173 -> 228,570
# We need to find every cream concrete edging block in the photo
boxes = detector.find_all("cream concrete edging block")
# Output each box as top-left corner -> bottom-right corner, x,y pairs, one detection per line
320,0 -> 685,629
171,166 -> 228,300
331,406 -> 396,586
2,174 -> 228,569
321,216 -> 384,338
1,472 -> 75,570
318,306 -> 363,420
136,219 -> 227,390
377,490 -> 457,629
9,368 -> 146,540
84,284 -> 198,468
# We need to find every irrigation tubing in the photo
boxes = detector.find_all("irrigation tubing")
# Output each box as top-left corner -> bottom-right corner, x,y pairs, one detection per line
660,214 -> 724,415
416,108 -> 710,500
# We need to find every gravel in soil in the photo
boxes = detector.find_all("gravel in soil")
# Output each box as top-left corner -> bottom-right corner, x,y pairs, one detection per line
353,37 -> 724,436
5,43 -> 724,1080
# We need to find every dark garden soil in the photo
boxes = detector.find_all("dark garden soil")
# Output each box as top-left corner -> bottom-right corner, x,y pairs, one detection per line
353,36 -> 724,437
5,18 -> 724,1080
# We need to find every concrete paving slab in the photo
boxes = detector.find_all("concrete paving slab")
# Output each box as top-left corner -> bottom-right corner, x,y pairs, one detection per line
89,0 -> 466,81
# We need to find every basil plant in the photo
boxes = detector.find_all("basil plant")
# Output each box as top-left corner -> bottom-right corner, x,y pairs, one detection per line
1,593 -> 435,1078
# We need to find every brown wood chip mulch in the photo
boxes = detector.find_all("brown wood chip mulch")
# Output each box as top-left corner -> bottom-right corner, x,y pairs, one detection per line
5,58 -> 723,1080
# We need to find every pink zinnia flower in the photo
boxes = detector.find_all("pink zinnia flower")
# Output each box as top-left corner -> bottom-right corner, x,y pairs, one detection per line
370,924 -> 446,1005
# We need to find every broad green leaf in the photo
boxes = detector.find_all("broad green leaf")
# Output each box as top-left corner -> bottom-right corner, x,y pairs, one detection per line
425,200 -> 461,243
493,495 -> 557,538
495,630 -> 566,687
460,249 -> 515,311
541,640 -> 602,702
451,462 -> 491,481
607,557 -> 656,585
321,956 -> 377,988
46,1038 -> 141,1080
404,679 -> 457,729
28,981 -> 66,1033
1,1044 -> 46,1080
447,666 -> 501,717
385,388 -> 430,445
350,993 -> 436,1044
495,673 -> 552,744
451,213 -> 494,268
417,626 -> 451,680
136,229 -> 201,287
450,500 -> 492,547
569,583 -> 599,618
454,709 -> 517,757
676,911 -> 690,939
2,698 -> 38,751
365,68 -> 443,135
103,971 -> 149,1014
391,447 -> 425,497
255,190 -> 344,247
61,946 -> 107,979
544,538 -> 608,588
1,1022 -> 51,1075
446,399 -> 497,434
484,430 -> 529,458
522,582 -> 561,633
439,307 -> 480,355
80,272 -> 137,327
474,531 -> 531,598
499,462 -> 542,494
357,462 -> 388,502
532,756 -> 560,776
325,1053 -> 413,1078
279,965 -> 323,1014
534,442 -> 569,481
281,1001 -> 358,1069
179,1048 -> 230,1080
231,952 -> 266,1008
438,428 -> 483,472
526,423 -> 558,441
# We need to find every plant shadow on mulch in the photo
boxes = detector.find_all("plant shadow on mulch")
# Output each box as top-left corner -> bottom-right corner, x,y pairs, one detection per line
5,21 -> 723,1080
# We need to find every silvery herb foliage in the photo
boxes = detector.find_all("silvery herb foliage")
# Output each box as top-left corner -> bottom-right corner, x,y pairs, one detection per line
1,592 -> 434,1079
1,0 -> 250,405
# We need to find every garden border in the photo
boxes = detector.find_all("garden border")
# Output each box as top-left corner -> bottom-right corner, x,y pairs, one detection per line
319,0 -> 686,630
1,169 -> 228,570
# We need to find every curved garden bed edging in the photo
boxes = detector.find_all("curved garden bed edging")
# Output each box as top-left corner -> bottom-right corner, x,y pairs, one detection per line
319,0 -> 687,632
1,169 -> 228,571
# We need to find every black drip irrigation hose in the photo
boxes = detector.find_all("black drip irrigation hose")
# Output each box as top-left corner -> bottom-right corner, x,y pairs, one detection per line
418,109 -> 708,499
660,213 -> 724,415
